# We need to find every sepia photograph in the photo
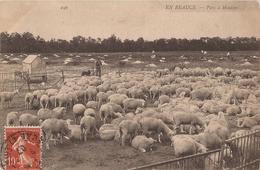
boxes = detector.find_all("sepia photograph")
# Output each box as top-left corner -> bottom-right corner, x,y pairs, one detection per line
0,0 -> 260,169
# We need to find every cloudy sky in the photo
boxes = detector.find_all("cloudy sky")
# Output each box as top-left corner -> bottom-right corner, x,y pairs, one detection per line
0,0 -> 259,40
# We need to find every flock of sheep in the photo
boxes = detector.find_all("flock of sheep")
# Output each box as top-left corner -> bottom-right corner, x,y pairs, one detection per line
3,65 -> 260,167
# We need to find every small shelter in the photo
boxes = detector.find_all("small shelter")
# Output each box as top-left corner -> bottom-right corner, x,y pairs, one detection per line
22,55 -> 46,74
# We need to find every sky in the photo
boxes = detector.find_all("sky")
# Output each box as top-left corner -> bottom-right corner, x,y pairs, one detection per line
0,0 -> 259,41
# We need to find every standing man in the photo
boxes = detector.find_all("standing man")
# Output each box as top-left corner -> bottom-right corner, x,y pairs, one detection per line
95,58 -> 102,77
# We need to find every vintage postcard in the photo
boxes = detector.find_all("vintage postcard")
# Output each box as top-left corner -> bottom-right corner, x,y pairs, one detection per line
0,0 -> 259,170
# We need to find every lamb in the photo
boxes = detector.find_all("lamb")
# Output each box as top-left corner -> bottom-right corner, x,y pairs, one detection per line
123,98 -> 145,113
158,95 -> 170,105
72,104 -> 86,124
172,111 -> 205,132
80,115 -> 98,141
139,117 -> 175,143
66,119 -> 82,141
191,87 -> 213,101
108,94 -> 128,107
41,118 -> 71,150
24,92 -> 34,109
118,119 -> 141,146
237,114 -> 260,128
6,111 -> 19,126
0,89 -> 19,108
37,107 -> 66,121
19,113 -> 39,126
40,94 -> 50,108
131,135 -> 156,152
170,135 -> 207,157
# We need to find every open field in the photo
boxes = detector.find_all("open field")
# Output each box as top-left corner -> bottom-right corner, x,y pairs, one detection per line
0,51 -> 259,170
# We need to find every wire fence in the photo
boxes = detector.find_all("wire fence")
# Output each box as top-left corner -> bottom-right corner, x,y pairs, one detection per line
128,130 -> 260,170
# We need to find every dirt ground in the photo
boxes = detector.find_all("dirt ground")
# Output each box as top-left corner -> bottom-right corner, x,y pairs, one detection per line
0,51 -> 259,169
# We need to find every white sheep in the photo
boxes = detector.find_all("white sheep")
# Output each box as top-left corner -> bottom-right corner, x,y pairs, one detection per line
123,98 -> 145,113
191,87 -> 213,101
66,119 -> 82,141
84,108 -> 96,117
192,132 -> 223,149
40,94 -> 50,108
80,115 -> 98,141
41,118 -> 71,150
118,119 -> 141,146
72,104 -> 86,124
46,88 -> 58,97
139,117 -> 175,143
172,111 -> 205,132
86,86 -> 97,101
108,94 -> 128,107
158,95 -> 170,105
0,89 -> 19,108
170,135 -> 207,157
6,111 -> 19,126
237,114 -> 260,128
204,112 -> 229,141
19,113 -> 39,126
96,92 -> 108,108
37,107 -> 66,121
24,92 -> 33,109
131,135 -> 156,152
86,101 -> 98,110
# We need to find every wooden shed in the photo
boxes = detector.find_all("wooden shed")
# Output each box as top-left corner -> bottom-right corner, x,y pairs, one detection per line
22,55 -> 46,74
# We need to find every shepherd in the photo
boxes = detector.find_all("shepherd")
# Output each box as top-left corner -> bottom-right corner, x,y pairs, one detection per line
95,58 -> 102,77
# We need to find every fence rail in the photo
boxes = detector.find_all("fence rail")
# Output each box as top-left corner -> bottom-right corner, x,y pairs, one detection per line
128,130 -> 260,170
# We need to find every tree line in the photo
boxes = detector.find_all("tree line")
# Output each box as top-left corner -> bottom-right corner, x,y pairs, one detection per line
0,32 -> 259,53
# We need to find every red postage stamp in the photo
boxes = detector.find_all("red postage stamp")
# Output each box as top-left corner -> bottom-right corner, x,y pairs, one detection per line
4,127 -> 42,170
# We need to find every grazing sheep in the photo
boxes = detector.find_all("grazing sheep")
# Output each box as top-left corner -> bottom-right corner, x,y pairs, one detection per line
158,95 -> 170,105
108,94 -> 128,107
19,113 -> 39,126
119,119 -> 141,146
84,108 -> 96,117
237,114 -> 260,128
32,90 -> 45,101
80,115 -> 98,141
73,104 -> 86,124
6,111 -> 19,126
66,119 -> 82,141
40,94 -> 50,108
0,89 -> 19,108
176,87 -> 191,97
25,92 -> 34,109
171,135 -> 207,157
99,103 -> 115,124
131,135 -> 156,152
99,124 -> 118,140
172,111 -> 205,132
55,93 -> 72,109
37,107 -> 66,121
86,101 -> 98,110
226,105 -> 241,116
123,98 -> 145,113
139,117 -> 175,143
46,89 -> 58,97
96,92 -> 108,108
192,132 -> 223,149
191,87 -> 213,101
86,86 -> 97,101
204,112 -> 229,141
41,118 -> 71,150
